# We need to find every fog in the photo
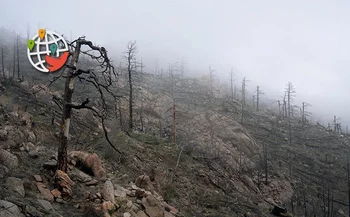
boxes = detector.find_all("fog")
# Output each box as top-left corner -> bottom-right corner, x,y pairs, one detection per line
1,0 -> 350,126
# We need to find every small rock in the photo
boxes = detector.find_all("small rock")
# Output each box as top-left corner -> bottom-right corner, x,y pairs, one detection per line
94,198 -> 101,203
33,175 -> 43,182
51,189 -> 62,198
96,193 -> 102,199
20,147 -> 25,152
123,212 -> 131,217
0,148 -> 18,169
102,180 -> 115,203
74,204 -> 80,209
85,179 -> 99,186
127,200 -> 133,208
29,149 -> 39,158
131,184 -> 139,190
56,198 -> 64,203
284,137 -> 288,141
43,160 -> 57,170
36,199 -> 53,211
25,142 -> 35,152
6,177 -> 25,197
37,183 -> 54,202
101,201 -> 116,212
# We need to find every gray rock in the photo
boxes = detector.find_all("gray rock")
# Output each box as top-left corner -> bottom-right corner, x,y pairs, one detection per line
29,149 -> 39,158
0,200 -> 22,217
36,199 -> 53,212
0,148 -> 18,169
43,160 -> 57,170
0,129 -> 8,141
71,168 -> 92,183
6,177 -> 25,197
102,180 -> 115,203
0,165 -> 8,178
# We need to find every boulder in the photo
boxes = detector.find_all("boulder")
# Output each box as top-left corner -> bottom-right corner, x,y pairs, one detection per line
33,174 -> 43,182
102,180 -> 115,203
0,200 -> 22,217
0,148 -> 18,169
36,199 -> 54,212
142,195 -> 164,217
29,149 -> 39,158
69,151 -> 105,178
136,210 -> 148,217
54,170 -> 74,197
135,175 -> 155,192
6,177 -> 25,197
37,182 -> 54,202
43,160 -> 57,170
0,129 -> 8,141
0,165 -> 9,178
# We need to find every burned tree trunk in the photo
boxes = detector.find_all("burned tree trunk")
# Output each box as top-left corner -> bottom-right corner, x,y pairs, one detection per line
57,42 -> 81,173
1,47 -> 4,78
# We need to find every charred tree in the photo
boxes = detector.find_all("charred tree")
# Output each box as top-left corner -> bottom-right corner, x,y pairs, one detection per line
229,68 -> 234,101
54,37 -> 122,173
1,47 -> 4,78
256,85 -> 264,112
124,41 -> 138,130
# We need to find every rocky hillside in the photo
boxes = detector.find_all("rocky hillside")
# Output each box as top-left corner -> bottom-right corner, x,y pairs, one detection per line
0,73 -> 349,217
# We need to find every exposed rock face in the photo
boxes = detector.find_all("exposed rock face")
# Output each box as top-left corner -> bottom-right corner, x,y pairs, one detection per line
0,200 -> 23,217
0,148 -> 18,169
68,151 -> 106,178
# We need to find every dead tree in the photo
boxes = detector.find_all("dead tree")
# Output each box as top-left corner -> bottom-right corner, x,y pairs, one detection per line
53,36 -> 122,173
241,77 -> 249,123
256,85 -> 264,112
301,102 -> 311,128
229,68 -> 234,101
12,40 -> 15,79
16,35 -> 20,81
124,41 -> 138,130
285,82 -> 295,145
1,47 -> 4,78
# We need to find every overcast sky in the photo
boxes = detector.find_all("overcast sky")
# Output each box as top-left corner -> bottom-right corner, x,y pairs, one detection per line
1,0 -> 350,126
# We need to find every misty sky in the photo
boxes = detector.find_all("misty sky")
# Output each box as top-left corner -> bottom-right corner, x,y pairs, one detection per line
1,0 -> 350,125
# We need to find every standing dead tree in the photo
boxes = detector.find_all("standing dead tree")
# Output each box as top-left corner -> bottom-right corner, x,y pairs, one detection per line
229,68 -> 235,101
1,46 -> 4,78
52,36 -> 123,173
301,102 -> 311,128
124,41 -> 138,131
285,82 -> 296,145
240,77 -> 249,123
256,85 -> 264,112
16,35 -> 20,81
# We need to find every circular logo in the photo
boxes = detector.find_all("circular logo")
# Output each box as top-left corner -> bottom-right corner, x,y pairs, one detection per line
27,29 -> 69,73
